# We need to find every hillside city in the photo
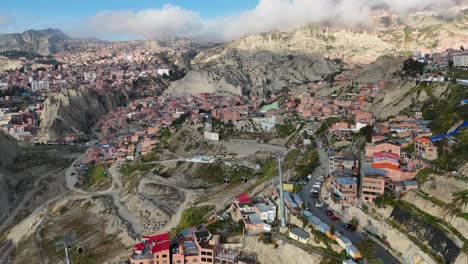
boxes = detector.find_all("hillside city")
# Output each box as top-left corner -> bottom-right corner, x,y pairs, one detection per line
0,1 -> 468,264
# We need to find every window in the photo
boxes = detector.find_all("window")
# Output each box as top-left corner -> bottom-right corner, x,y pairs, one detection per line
192,259 -> 197,263
207,258 -> 213,262
176,260 -> 181,264
162,260 -> 167,264
207,252 -> 213,256
201,258 -> 207,262
162,255 -> 168,258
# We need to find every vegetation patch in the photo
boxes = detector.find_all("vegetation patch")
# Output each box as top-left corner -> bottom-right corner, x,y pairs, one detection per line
175,205 -> 215,233
83,164 -> 110,191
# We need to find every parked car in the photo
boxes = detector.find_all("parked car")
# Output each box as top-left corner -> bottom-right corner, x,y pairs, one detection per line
325,210 -> 334,216
312,184 -> 321,188
344,224 -> 357,232
311,193 -> 319,198
315,202 -> 324,207
331,216 -> 341,222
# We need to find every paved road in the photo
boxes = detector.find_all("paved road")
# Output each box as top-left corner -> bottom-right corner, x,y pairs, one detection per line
299,140 -> 399,264
273,233 -> 343,261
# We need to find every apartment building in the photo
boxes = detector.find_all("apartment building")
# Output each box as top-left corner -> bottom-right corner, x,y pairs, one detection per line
329,170 -> 358,204
361,168 -> 387,203
172,229 -> 223,264
414,137 -> 438,161
453,51 -> 468,68
329,155 -> 359,174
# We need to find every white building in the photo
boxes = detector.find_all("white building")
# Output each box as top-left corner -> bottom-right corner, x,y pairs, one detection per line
204,131 -> 219,141
84,72 -> 97,81
157,68 -> 170,76
254,203 -> 276,223
453,52 -> 468,68
31,81 -> 50,92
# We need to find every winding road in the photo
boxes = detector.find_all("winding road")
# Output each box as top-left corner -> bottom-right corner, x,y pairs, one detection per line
65,153 -> 142,237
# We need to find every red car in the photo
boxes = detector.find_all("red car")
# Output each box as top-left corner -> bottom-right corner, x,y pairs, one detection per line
325,210 -> 334,217
331,216 -> 341,222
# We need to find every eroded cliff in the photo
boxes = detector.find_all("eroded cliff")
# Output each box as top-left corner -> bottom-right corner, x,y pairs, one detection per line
37,86 -> 123,141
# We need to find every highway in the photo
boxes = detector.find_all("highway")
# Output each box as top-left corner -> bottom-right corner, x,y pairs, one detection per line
298,140 -> 400,264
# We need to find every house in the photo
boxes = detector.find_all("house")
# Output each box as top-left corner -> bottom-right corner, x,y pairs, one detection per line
365,139 -> 401,158
414,137 -> 438,161
130,232 -> 170,264
329,155 -> 359,173
370,163 -> 416,183
289,227 -> 310,244
254,203 -> 276,223
232,193 -> 272,234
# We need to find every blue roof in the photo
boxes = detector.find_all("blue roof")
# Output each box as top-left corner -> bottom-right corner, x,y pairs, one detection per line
403,181 -> 418,186
362,167 -> 386,176
290,227 -> 309,239
332,170 -> 354,177
337,177 -> 358,185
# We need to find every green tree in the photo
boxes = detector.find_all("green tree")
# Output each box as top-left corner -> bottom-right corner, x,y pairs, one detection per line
356,239 -> 377,260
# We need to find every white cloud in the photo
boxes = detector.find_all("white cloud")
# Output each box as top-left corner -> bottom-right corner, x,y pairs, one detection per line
81,0 -> 460,41
0,15 -> 10,31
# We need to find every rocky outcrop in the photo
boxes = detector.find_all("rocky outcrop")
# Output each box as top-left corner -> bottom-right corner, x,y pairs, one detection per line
0,132 -> 20,218
0,28 -> 69,55
403,191 -> 468,241
355,56 -> 404,83
166,47 -> 339,96
231,26 -> 396,65
37,86 -> 123,141
0,132 -> 19,168
366,82 -> 449,120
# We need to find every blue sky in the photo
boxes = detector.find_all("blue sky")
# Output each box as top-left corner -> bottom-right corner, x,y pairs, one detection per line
0,0 -> 257,32
0,0 -> 458,41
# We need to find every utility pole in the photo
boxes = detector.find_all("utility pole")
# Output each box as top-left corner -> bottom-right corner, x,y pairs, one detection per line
276,151 -> 287,232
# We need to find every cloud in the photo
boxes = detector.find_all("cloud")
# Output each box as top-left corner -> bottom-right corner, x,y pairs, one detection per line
80,0 -> 461,41
0,15 -> 10,31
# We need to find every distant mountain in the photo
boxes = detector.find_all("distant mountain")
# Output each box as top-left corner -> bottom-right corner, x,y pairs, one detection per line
0,28 -> 70,55
165,26 -> 393,96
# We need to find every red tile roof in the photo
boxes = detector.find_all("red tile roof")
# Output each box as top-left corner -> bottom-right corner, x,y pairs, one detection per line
143,232 -> 169,244
237,192 -> 251,203
373,152 -> 399,159
151,240 -> 170,253
371,163 -> 401,171
133,243 -> 145,251
415,137 -> 431,143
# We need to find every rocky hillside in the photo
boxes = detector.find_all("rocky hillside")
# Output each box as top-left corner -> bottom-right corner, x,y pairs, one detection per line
0,132 -> 19,168
376,9 -> 468,52
164,25 -> 403,97
37,86 -> 123,141
0,28 -> 69,55
166,45 -> 340,96
0,132 -> 20,222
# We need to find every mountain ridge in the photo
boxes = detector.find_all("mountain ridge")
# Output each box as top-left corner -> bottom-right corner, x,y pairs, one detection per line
0,28 -> 70,55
